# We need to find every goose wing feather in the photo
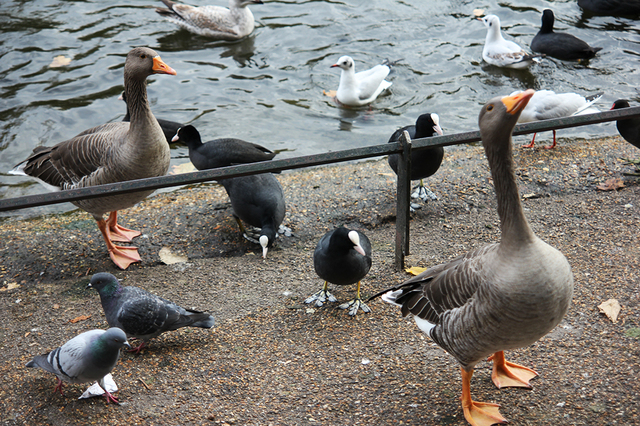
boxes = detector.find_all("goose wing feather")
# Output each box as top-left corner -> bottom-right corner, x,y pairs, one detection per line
20,123 -> 129,190
381,244 -> 498,324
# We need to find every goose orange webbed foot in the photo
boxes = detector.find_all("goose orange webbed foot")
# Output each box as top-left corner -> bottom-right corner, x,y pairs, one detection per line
489,351 -> 538,389
463,400 -> 508,426
98,217 -> 142,269
106,211 -> 141,242
460,368 -> 508,426
108,245 -> 141,270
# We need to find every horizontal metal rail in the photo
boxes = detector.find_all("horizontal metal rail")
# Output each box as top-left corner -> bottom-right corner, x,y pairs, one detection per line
1,105 -> 639,270
2,106 -> 638,213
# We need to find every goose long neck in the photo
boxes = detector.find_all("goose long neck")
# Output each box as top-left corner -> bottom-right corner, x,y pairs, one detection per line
124,74 -> 153,131
485,137 -> 536,250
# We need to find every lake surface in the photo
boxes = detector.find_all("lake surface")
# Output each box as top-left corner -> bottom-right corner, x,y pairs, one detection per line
1,0 -> 638,217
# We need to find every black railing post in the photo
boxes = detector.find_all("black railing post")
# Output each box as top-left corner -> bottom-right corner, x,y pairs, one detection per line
2,106 -> 640,271
395,130 -> 412,271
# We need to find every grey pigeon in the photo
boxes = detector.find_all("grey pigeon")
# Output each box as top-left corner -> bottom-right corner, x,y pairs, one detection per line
87,272 -> 215,354
26,327 -> 130,404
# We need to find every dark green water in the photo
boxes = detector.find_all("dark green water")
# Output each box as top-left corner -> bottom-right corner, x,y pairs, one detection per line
1,0 -> 638,217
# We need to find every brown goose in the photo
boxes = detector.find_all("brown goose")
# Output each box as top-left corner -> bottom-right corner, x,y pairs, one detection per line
10,47 -> 176,269
370,90 -> 574,426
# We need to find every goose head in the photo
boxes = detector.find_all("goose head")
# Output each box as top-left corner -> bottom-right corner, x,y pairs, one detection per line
124,47 -> 176,84
479,89 -> 534,150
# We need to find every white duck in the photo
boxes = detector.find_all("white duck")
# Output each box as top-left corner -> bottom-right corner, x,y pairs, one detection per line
331,55 -> 393,107
370,89 -> 574,426
480,15 -> 542,69
512,89 -> 602,148
156,0 -> 263,40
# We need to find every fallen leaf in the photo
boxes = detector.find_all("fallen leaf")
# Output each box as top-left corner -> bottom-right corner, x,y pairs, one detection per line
323,89 -> 337,98
53,304 -> 60,309
24,332 -> 31,338
598,299 -> 621,323
0,282 -> 20,291
405,266 -> 427,276
159,247 -> 188,265
69,314 -> 91,323
596,178 -> 625,191
473,9 -> 485,16
169,162 -> 196,175
49,55 -> 72,68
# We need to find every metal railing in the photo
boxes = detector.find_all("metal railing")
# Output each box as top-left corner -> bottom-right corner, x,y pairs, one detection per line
1,106 -> 639,269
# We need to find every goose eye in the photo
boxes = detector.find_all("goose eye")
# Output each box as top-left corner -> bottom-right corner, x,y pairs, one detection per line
487,105 -> 494,111
140,54 -> 147,59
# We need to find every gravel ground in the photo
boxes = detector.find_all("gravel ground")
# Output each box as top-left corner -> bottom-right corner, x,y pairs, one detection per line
0,135 -> 639,426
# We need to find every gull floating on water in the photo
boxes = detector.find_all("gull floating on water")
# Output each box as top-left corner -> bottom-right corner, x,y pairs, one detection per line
330,55 -> 396,107
156,0 -> 263,40
480,15 -> 542,69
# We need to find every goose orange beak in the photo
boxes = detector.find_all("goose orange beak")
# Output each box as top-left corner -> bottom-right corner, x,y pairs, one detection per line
502,89 -> 534,115
152,56 -> 177,75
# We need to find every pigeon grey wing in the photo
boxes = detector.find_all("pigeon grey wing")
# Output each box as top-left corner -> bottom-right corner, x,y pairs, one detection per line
145,290 -> 215,329
116,294 -> 177,338
26,329 -> 103,384
26,351 -> 60,376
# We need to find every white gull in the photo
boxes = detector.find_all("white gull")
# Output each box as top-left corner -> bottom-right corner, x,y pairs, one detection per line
480,14 -> 542,69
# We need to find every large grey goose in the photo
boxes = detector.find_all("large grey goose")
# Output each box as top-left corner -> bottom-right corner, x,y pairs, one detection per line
370,89 -> 574,426
10,47 -> 177,269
